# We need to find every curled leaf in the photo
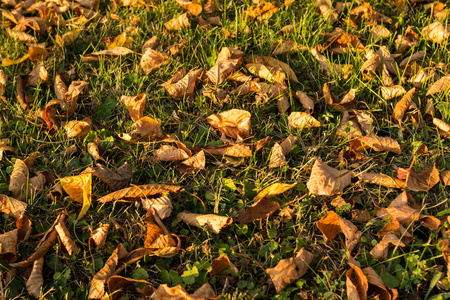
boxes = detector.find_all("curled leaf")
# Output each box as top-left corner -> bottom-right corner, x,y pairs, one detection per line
0,194 -> 27,219
177,211 -> 232,233
0,229 -> 18,262
60,173 -> 92,220
89,224 -> 109,250
98,184 -> 184,203
120,116 -> 164,142
26,257 -> 44,298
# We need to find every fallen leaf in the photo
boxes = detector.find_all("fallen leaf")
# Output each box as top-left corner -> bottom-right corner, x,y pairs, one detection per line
362,267 -> 398,299
236,197 -> 280,223
202,143 -> 253,157
393,88 -> 416,124
55,220 -> 79,255
141,195 -> 173,220
245,2 -> 278,21
83,163 -> 132,190
98,184 -> 184,203
317,211 -> 361,252
323,33 -> 365,54
426,75 -> 450,96
176,0 -> 202,15
288,112 -> 320,130
120,116 -> 165,142
442,170 -> 450,186
269,135 -> 298,169
206,59 -> 240,85
323,84 -> 357,111
395,26 -> 419,52
152,283 -> 219,300
180,150 -> 206,173
107,276 -> 153,300
163,68 -> 202,99
211,255 -> 238,275
315,0 -> 338,23
89,224 -> 109,250
0,194 -> 27,219
9,159 -> 28,199
307,159 -> 353,195
0,229 -> 18,262
142,36 -> 159,53
154,145 -> 190,161
370,232 -> 405,260
399,51 -> 426,68
120,94 -> 146,122
55,29 -> 81,47
433,117 -> 450,137
140,49 -> 170,75
422,21 -> 450,44
271,40 -> 307,55
144,208 -> 178,249
381,86 -> 406,100
177,211 -> 232,233
310,47 -> 353,79
206,109 -> 251,139
406,163 -> 439,192
17,215 -> 32,241
164,13 -> 190,31
246,62 -> 286,88
60,173 -> 92,220
26,257 -> 44,298
82,47 -> 134,63
359,173 -> 407,189
266,248 -> 314,293
372,25 -> 391,39
27,64 -> 48,87
64,117 -> 92,138
352,135 -> 401,154
346,260 -> 368,300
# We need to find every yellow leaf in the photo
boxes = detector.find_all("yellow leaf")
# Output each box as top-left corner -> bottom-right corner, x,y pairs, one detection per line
60,173 -> 92,220
2,54 -> 30,67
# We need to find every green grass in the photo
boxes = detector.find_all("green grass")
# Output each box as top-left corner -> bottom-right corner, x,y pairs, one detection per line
1,0 -> 450,299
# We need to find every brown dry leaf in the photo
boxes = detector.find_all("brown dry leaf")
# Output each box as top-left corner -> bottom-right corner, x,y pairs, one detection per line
246,55 -> 298,83
9,159 -> 28,198
236,197 -> 280,223
406,163 -> 440,192
323,83 -> 357,111
422,21 -> 450,44
27,64 -> 48,87
83,163 -> 132,190
180,150 -> 206,173
393,87 -> 416,124
269,135 -> 298,169
370,233 -> 405,260
211,255 -> 238,275
107,276 -> 153,300
176,0 -> 202,15
0,139 -> 13,160
362,267 -> 398,299
121,116 -> 164,142
163,68 -> 202,99
271,40 -> 307,56
206,109 -> 251,139
410,68 -> 437,88
28,46 -> 49,62
246,63 -> 286,88
60,173 -> 92,220
352,135 -> 401,154
142,36 -> 159,53
399,51 -> 426,68
315,0 -> 338,23
202,143 -> 252,157
307,159 -> 353,195
64,117 -> 92,139
10,211 -> 66,268
2,53 -> 30,67
245,2 -> 278,21
154,145 -> 190,161
442,170 -> 450,186
17,215 -> 32,241
82,47 -> 134,63
346,260 -> 368,300
55,30 -> 81,48
177,211 -> 232,234
426,75 -> 450,96
141,195 -> 173,219
381,85 -> 406,100
372,25 -> 391,39
316,211 -> 361,251
88,244 -> 129,299
0,229 -> 18,262
266,248 -> 314,293
98,184 -> 184,203
152,283 -> 219,300
359,173 -> 406,189
144,208 -> 178,249
206,59 -> 240,85
360,53 -> 381,81
396,26 -> 419,53
6,28 -> 36,43
55,221 -> 79,255
295,90 -> 314,112
0,194 -> 27,219
352,209 -> 373,223
140,49 -> 170,75
288,112 -> 320,130
26,257 -> 44,298
89,224 -> 109,250
433,117 -> 450,137
164,13 -> 190,31
253,182 -> 297,202
323,33 -> 365,54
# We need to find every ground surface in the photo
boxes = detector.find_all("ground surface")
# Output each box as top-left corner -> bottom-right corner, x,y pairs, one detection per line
1,0 -> 450,299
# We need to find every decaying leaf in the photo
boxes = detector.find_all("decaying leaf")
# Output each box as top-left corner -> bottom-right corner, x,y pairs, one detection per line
98,184 -> 184,203
372,25 -> 391,39
9,159 -> 28,198
27,64 -> 48,87
396,26 -> 419,53
60,173 -> 92,220
393,88 -> 416,124
236,197 -> 280,224
323,33 -> 365,54
120,94 -> 146,122
163,68 -> 202,99
351,135 -> 401,154
82,47 -> 134,63
288,112 -> 320,130
254,182 -> 297,202
317,211 -> 361,253
64,117 -> 92,138
152,283 -> 219,300
295,91 -> 314,112
346,260 -> 368,300
271,40 -> 307,56
55,29 -> 81,47
55,220 -> 79,255
211,255 -> 238,275
206,109 -> 251,139
144,208 -> 179,251
89,224 -> 109,250
0,229 -> 18,262
154,145 -> 190,161
141,195 -> 173,220
323,84 -> 357,111
269,135 -> 298,169
315,0 -> 338,23
26,257 -> 44,298
381,85 -> 406,100
107,276 -> 153,300
180,150 -> 206,173
442,170 -> 450,187
202,143 -> 252,157
307,159 -> 353,195
83,163 -> 132,190
245,2 -> 278,21
426,75 -> 450,96
359,172 -> 406,189
0,194 -> 27,219
140,49 -> 170,75
266,248 -> 314,293
206,59 -> 240,85
164,13 -> 190,31
434,117 -> 450,137
120,116 -> 165,142
177,211 -> 232,233
406,163 -> 439,192
422,21 -> 450,44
